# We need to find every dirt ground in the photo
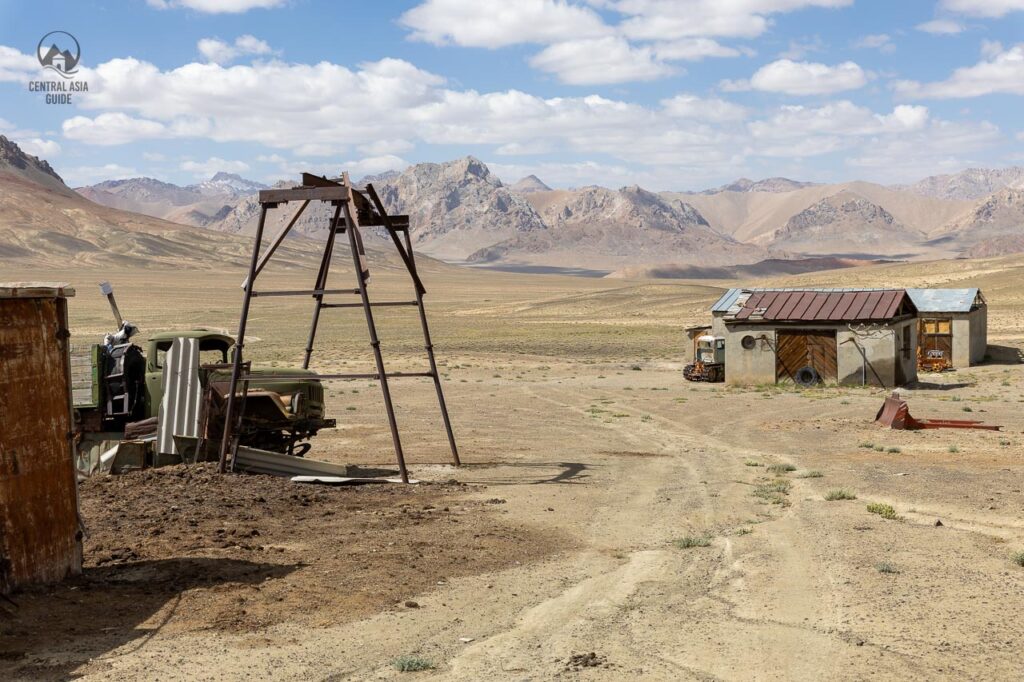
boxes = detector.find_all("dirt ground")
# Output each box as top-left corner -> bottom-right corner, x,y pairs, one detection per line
3,256 -> 1024,680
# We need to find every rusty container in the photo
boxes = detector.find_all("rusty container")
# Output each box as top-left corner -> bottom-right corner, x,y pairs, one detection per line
0,283 -> 82,592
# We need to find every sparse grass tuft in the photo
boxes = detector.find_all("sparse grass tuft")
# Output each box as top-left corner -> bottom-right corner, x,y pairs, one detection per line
744,459 -> 763,467
753,479 -> 791,505
675,535 -> 712,549
859,442 -> 874,449
866,502 -> 900,520
886,447 -> 902,454
393,655 -> 434,672
795,470 -> 823,478
767,463 -> 797,474
1012,551 -> 1024,567
824,488 -> 857,501
948,445 -> 960,453
875,561 -> 899,574
962,406 -> 973,412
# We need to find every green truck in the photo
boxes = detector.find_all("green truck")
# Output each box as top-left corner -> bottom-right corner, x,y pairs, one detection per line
73,326 -> 334,460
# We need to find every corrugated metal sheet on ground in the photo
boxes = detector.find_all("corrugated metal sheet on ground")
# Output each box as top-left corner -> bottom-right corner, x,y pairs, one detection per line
906,288 -> 981,313
157,337 -> 202,457
729,289 -> 909,322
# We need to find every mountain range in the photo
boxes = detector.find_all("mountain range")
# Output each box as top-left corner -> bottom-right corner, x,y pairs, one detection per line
3,134 -> 1023,276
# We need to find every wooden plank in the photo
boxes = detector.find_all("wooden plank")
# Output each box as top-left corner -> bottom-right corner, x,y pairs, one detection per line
258,187 -> 350,203
775,332 -> 807,383
806,332 -> 838,382
0,283 -> 75,299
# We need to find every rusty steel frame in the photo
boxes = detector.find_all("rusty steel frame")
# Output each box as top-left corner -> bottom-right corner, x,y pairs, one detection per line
217,173 -> 460,482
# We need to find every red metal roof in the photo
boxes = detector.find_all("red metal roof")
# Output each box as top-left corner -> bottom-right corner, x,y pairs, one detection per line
731,289 -> 910,322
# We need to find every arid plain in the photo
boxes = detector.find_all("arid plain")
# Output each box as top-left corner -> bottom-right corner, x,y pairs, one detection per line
3,251 -> 1024,681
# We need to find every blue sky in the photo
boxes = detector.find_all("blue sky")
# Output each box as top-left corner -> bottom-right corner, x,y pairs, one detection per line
0,0 -> 1022,191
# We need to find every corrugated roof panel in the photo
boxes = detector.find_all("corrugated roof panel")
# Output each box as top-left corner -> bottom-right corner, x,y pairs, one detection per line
862,291 -> 884,318
724,289 -> 911,323
710,288 -> 742,313
905,288 -> 980,313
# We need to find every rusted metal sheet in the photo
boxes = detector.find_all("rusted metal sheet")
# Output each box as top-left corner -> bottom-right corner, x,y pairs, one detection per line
0,286 -> 82,593
875,392 -> 1001,431
729,289 -> 911,323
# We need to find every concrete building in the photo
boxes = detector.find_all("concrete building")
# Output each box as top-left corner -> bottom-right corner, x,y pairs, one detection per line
906,288 -> 987,368
710,288 -> 918,387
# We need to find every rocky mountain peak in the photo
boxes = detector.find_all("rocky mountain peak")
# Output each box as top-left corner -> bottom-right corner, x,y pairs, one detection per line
0,135 -> 65,186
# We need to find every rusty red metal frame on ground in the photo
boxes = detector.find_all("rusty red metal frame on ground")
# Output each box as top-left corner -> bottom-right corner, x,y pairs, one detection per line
217,172 -> 461,483
875,392 -> 1001,431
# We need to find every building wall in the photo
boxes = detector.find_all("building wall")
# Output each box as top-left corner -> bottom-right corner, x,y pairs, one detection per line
724,319 -> 917,387
723,325 -> 776,385
969,306 -> 987,364
836,319 -> 917,387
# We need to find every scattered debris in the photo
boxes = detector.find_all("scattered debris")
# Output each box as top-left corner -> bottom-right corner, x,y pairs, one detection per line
566,652 -> 608,670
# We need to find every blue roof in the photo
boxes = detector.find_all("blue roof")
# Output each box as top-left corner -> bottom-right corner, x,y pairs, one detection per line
905,288 -> 981,313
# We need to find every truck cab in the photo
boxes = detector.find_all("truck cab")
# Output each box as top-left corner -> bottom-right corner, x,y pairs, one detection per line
145,329 -> 232,418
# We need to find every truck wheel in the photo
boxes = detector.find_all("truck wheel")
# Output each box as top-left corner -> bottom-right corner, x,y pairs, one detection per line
794,366 -> 819,387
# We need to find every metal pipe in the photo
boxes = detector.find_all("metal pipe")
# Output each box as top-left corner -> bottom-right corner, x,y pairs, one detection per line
302,202 -> 343,369
404,228 -> 460,466
219,204 -> 268,473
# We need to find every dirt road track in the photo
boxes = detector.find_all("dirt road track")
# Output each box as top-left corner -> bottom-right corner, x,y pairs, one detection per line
71,365 -> 1024,681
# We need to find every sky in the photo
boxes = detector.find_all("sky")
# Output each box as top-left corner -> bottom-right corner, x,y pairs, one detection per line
0,0 -> 1022,191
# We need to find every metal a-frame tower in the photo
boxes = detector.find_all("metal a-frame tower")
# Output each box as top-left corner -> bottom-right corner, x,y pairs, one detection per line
217,172 -> 460,483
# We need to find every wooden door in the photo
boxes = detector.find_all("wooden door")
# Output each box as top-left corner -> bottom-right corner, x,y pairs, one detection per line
776,330 -> 837,384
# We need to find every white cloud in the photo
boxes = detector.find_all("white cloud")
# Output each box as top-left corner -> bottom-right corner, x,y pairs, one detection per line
724,59 -> 868,95
400,0 -> 610,48
146,0 -> 287,13
180,157 -> 250,176
853,34 -> 895,53
198,35 -> 274,64
653,38 -> 742,61
494,141 -> 553,155
142,151 -> 166,161
894,43 -> 1024,98
661,94 -> 748,121
0,41 -> 995,190
0,45 -> 41,82
847,119 -> 1001,181
939,0 -> 1024,17
61,163 -> 138,184
749,101 -> 930,146
529,37 -> 675,84
62,112 -> 167,145
342,155 -> 409,178
916,19 -> 964,34
614,0 -> 853,41
778,36 -> 825,60
981,39 -> 1004,58
1017,131 -> 1024,141
357,138 -> 416,156
16,138 -> 61,158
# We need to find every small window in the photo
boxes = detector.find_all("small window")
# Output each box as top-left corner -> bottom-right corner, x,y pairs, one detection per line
741,335 -> 756,350
716,339 -> 725,350
922,318 -> 951,335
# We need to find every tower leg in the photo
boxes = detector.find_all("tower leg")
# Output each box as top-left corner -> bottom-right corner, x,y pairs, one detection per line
219,204 -> 268,473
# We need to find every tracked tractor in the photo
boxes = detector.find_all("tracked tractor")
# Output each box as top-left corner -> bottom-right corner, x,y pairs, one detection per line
683,334 -> 725,382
